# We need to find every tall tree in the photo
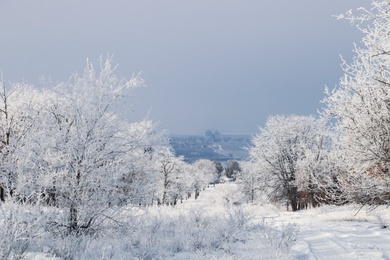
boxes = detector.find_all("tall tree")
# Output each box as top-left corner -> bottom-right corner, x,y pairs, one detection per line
0,83 -> 42,202
191,159 -> 217,199
323,1 -> 390,203
155,147 -> 186,205
13,57 -> 144,234
118,119 -> 171,206
248,115 -> 328,211
239,161 -> 263,203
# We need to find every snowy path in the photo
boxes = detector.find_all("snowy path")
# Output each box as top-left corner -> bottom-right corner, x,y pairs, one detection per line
178,183 -> 390,259
293,221 -> 390,259
275,207 -> 390,259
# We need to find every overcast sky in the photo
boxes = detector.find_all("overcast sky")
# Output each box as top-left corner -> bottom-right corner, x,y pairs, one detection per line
0,0 -> 370,135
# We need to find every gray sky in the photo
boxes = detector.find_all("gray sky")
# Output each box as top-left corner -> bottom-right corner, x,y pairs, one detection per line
0,0 -> 370,134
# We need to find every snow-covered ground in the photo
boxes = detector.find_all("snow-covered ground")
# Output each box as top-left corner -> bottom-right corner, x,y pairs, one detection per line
176,183 -> 390,259
18,183 -> 390,259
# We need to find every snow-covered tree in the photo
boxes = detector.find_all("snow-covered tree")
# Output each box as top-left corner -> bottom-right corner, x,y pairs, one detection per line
323,1 -> 390,204
248,115 -> 328,211
214,161 -> 224,183
191,159 -> 217,199
116,119 -> 171,206
239,161 -> 264,203
224,160 -> 241,181
0,83 -> 43,202
295,146 -> 348,206
9,57 -> 145,234
152,146 -> 187,205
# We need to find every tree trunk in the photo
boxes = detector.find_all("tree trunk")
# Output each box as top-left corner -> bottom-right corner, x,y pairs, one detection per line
289,187 -> 299,212
162,190 -> 168,205
290,198 -> 298,212
0,186 -> 4,202
195,189 -> 200,200
69,206 -> 78,234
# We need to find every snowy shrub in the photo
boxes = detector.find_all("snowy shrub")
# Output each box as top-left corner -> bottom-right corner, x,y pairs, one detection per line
97,206 -> 262,258
225,206 -> 253,230
126,206 -> 296,258
0,202 -> 44,259
258,221 -> 298,259
129,209 -> 221,255
47,235 -> 90,260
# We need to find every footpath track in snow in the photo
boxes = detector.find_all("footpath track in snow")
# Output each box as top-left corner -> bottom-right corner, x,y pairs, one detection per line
292,221 -> 390,259
178,183 -> 390,259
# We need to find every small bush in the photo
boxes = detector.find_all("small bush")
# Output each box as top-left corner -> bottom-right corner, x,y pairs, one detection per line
0,202 -> 44,259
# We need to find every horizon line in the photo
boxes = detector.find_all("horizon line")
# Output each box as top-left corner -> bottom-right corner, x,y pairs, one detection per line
170,132 -> 254,136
